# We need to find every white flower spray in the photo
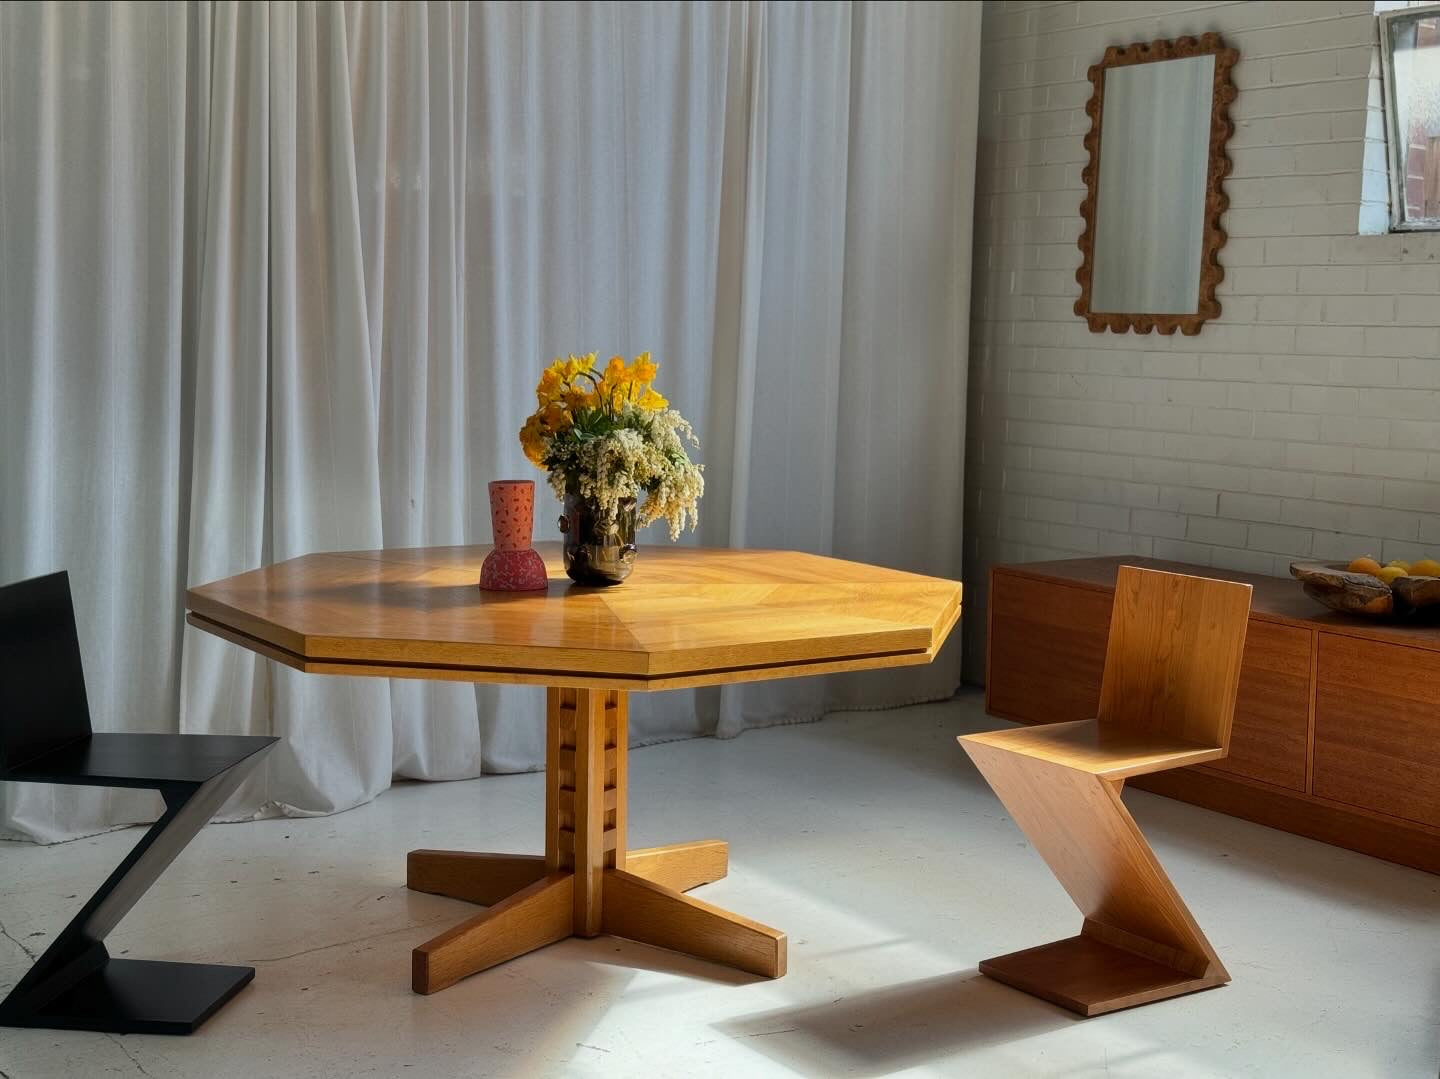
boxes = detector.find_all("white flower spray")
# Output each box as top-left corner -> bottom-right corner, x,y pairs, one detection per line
521,354 -> 704,541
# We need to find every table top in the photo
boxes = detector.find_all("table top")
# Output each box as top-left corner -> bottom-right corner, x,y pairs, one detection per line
186,544 -> 962,691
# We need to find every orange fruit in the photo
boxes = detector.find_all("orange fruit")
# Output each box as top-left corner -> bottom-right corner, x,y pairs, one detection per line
1412,558 -> 1440,577
1378,565 -> 1406,586
1347,556 -> 1383,576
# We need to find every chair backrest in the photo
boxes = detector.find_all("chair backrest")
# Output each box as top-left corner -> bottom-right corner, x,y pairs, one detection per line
1097,565 -> 1253,750
0,571 -> 94,771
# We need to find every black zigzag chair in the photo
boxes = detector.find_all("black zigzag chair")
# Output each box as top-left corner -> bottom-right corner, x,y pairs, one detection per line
0,571 -> 277,1034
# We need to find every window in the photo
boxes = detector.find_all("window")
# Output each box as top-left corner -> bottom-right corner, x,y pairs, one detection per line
1380,2 -> 1440,229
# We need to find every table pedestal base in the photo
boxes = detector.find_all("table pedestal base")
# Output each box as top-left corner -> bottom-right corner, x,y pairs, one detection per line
406,688 -> 786,994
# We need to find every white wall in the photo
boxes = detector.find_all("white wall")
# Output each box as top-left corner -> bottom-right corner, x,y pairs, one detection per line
964,0 -> 1440,679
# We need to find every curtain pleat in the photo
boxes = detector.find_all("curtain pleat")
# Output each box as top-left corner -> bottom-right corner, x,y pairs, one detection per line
0,0 -> 979,843
1,1 -> 191,840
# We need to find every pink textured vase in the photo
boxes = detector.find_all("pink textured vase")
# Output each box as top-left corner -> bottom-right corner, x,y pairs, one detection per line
479,480 -> 549,591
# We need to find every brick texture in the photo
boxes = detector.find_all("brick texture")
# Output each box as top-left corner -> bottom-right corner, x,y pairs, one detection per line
964,0 -> 1440,681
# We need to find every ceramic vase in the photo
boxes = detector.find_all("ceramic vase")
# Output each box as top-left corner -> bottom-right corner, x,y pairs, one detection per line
479,480 -> 549,591
559,492 -> 637,586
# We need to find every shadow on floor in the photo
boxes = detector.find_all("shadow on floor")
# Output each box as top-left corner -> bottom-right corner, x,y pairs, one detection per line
715,969 -> 1075,1078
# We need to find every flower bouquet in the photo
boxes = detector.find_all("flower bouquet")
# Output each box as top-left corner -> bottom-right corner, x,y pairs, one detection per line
519,352 -> 703,584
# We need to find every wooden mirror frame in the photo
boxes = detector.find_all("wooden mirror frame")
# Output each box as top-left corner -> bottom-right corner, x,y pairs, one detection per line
1074,33 -> 1239,336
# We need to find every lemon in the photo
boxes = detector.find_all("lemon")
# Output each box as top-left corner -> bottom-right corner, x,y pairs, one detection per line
1378,565 -> 1406,586
1387,559 -> 1413,574
1412,558 -> 1440,577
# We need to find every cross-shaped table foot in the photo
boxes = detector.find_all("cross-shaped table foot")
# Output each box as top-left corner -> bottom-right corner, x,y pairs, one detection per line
405,689 -> 787,994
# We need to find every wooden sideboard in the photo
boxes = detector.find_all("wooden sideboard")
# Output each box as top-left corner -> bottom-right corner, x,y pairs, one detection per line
985,556 -> 1440,875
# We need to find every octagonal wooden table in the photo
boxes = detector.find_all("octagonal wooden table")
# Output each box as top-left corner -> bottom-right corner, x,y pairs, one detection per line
186,544 -> 961,994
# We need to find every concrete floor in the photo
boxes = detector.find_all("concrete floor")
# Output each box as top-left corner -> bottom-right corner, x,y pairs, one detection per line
0,691 -> 1436,1078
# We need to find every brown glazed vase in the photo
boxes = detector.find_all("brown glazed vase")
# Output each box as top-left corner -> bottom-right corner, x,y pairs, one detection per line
479,480 -> 549,591
559,492 -> 637,586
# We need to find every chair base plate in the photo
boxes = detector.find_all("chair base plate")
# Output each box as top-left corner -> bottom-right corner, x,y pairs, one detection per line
1,958 -> 255,1035
979,935 -> 1226,1017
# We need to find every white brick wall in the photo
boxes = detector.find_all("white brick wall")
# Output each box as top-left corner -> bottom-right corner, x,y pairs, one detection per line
964,0 -> 1440,681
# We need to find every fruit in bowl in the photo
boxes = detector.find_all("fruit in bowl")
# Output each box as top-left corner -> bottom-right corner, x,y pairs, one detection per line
1293,555 -> 1440,619
1295,553 -> 1440,618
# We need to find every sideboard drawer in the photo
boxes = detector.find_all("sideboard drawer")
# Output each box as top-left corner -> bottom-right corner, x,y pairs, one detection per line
1206,621 -> 1310,791
987,572 -> 1110,723
1314,633 -> 1440,829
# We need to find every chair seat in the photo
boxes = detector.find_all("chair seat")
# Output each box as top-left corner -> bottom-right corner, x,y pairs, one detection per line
961,719 -> 1224,780
2,732 -> 277,788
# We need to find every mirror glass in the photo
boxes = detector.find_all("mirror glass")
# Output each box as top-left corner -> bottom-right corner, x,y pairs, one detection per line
1090,54 -> 1215,315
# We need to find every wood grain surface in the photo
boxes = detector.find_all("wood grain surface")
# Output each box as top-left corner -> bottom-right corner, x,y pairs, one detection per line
1211,621 -> 1310,791
1313,634 -> 1440,829
986,569 -> 1112,723
411,872 -> 574,995
1096,566 -> 1252,747
601,868 -> 786,979
624,840 -> 730,893
962,719 -> 1225,780
187,545 -> 961,690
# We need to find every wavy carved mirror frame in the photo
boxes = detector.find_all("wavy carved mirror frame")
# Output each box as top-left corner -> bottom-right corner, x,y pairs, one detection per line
1075,33 -> 1239,336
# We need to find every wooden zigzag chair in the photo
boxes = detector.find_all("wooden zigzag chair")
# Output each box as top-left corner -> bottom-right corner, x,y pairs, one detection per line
960,564 -> 1252,1017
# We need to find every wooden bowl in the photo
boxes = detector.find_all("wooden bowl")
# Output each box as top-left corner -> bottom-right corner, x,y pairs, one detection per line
1289,561 -> 1440,619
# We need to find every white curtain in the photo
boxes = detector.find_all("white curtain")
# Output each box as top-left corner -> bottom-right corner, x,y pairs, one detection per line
0,0 -> 979,843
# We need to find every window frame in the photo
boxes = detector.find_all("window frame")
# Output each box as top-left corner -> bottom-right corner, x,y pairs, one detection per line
1379,1 -> 1440,231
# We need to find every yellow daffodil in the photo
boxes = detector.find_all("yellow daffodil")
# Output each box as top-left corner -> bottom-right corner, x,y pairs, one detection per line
631,352 -> 657,385
519,415 -> 548,465
536,367 -> 564,407
560,352 -> 594,381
